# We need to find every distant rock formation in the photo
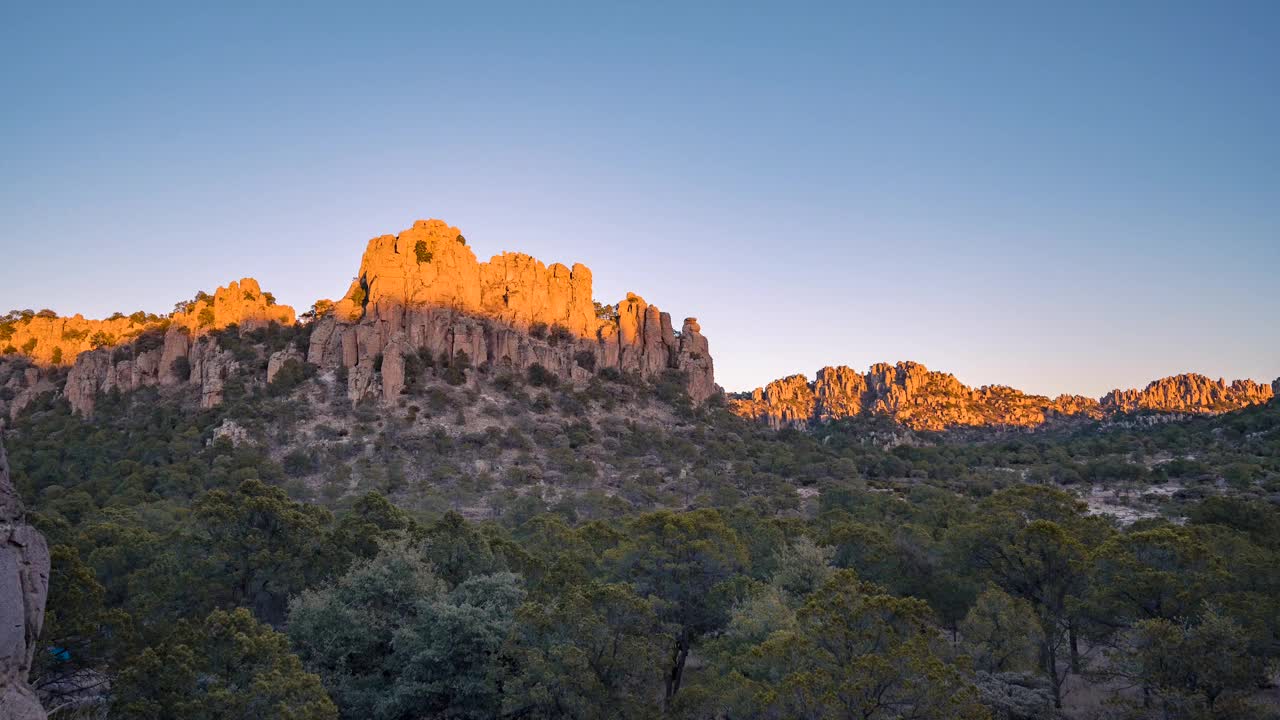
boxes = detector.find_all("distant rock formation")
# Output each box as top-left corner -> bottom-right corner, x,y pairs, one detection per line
308,220 -> 717,404
732,362 -> 1272,431
1101,374 -> 1274,414
0,435 -> 50,720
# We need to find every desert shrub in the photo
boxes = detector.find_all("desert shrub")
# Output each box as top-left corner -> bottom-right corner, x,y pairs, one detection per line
527,363 -> 558,388
414,240 -> 433,263
171,356 -> 192,380
548,324 -> 573,346
529,322 -> 548,340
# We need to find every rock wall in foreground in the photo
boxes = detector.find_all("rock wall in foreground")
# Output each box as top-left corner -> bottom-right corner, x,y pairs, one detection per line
0,435 -> 49,720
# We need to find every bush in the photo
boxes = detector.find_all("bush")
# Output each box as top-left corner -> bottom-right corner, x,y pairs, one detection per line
527,363 -> 558,388
548,324 -> 573,346
171,356 -> 192,380
415,240 -> 433,263
284,449 -> 316,477
530,322 -> 548,340
574,350 -> 596,372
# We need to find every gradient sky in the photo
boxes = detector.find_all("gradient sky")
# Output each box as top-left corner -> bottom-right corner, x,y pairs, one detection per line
2,2 -> 1277,397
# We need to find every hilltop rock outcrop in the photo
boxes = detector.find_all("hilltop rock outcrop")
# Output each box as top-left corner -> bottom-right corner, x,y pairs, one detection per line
732,363 -> 1270,431
0,435 -> 50,720
1,279 -> 292,369
1100,374 -> 1274,414
308,220 -> 717,404
56,279 -> 295,415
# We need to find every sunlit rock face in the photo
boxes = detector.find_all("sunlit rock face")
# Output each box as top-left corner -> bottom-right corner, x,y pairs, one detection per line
3,278 -> 293,368
309,219 -> 718,404
732,363 -> 1272,431
0,436 -> 49,720
56,279 -> 295,416
1099,374 -> 1274,414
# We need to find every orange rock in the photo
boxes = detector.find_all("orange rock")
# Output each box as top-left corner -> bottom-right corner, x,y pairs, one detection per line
732,363 -> 1271,431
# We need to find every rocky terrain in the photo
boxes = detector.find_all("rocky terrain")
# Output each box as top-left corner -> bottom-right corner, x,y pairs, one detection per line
732,361 -> 1275,431
0,220 -> 717,420
310,219 -> 716,406
0,279 -> 296,418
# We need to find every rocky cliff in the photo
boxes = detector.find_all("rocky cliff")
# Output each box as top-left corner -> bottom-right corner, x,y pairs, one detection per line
29,279 -> 297,416
307,219 -> 717,405
1,220 -> 717,417
0,435 -> 49,720
1101,374 -> 1274,414
1,278 -> 293,368
732,363 -> 1273,431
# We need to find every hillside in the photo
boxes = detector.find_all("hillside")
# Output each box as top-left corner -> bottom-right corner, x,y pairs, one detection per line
3,220 -> 1280,720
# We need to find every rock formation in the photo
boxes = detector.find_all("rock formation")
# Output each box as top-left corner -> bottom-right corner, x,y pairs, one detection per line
5,221 -> 717,415
1100,374 -> 1274,414
58,279 -> 294,416
0,435 -> 50,720
732,363 -> 1272,431
308,220 -> 717,404
0,361 -> 57,422
1,278 -> 291,369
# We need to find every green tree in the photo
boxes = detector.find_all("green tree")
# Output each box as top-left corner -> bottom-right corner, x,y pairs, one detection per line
113,608 -> 336,720
289,542 -> 524,720
959,585 -> 1043,674
187,479 -> 336,623
501,582 -> 669,719
957,487 -> 1093,707
717,570 -> 989,720
607,509 -> 747,703
1122,605 -> 1271,718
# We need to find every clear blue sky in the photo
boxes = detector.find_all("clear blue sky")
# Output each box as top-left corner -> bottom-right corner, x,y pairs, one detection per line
2,2 -> 1277,397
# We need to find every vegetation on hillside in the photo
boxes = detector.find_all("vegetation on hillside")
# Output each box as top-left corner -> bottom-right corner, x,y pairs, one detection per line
4,337 -> 1280,719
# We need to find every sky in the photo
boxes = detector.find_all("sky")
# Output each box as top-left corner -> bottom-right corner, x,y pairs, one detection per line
2,1 -> 1277,397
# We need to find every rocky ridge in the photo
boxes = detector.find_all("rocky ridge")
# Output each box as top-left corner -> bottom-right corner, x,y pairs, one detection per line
0,279 -> 297,417
1,278 -> 293,367
732,362 -> 1275,431
308,219 -> 716,405
0,434 -> 49,720
1,220 -> 718,418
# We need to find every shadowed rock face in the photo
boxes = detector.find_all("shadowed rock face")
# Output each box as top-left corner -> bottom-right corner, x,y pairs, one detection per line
309,220 -> 718,404
732,363 -> 1273,431
0,435 -> 49,720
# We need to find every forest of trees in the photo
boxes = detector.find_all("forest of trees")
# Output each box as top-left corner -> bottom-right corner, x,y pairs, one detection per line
5,353 -> 1280,719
